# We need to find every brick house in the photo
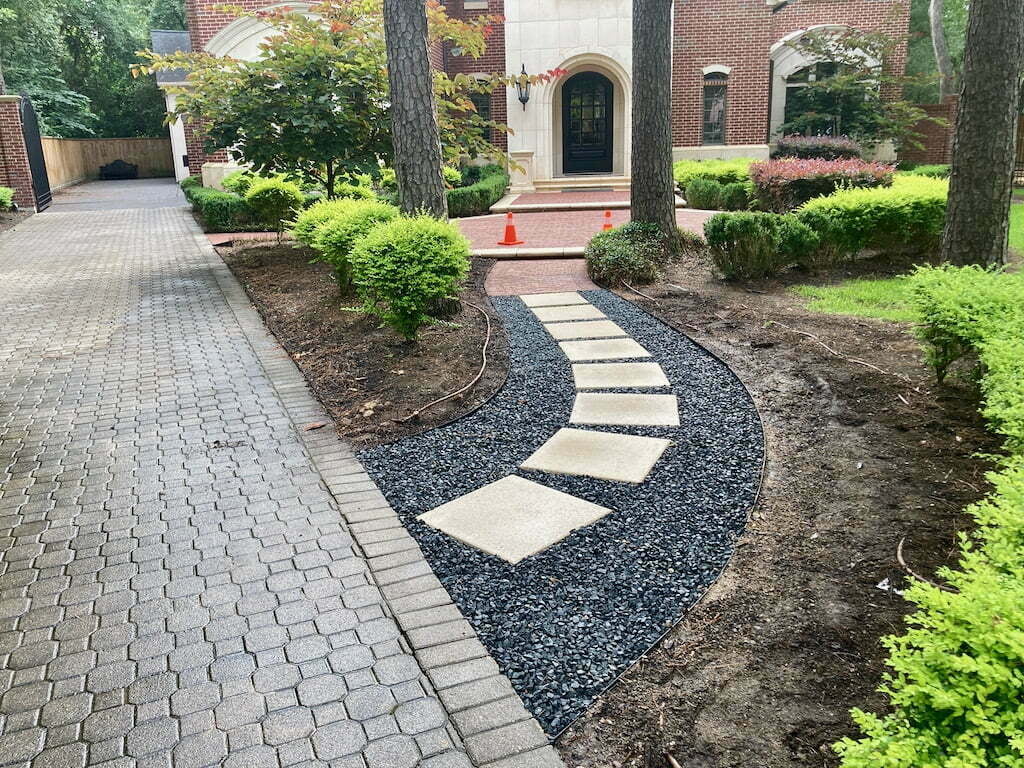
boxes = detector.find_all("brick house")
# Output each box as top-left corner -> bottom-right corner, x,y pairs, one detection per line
166,0 -> 909,190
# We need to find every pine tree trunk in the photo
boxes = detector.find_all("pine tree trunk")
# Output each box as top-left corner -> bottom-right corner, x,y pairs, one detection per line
929,0 -> 956,101
940,0 -> 1024,266
382,0 -> 448,218
631,0 -> 677,249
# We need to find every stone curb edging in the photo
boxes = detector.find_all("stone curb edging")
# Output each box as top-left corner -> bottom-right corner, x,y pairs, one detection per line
473,247 -> 587,259
189,221 -> 566,768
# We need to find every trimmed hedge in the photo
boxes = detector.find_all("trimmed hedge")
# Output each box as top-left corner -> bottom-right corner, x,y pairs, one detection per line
796,175 -> 948,261
447,164 -> 509,218
244,177 -> 304,232
350,216 -> 471,339
312,200 -> 399,288
673,157 -> 754,190
772,135 -> 863,160
751,158 -> 894,212
0,186 -> 13,211
704,211 -> 818,280
835,265 -> 1024,768
222,169 -> 256,196
585,222 -> 674,286
291,199 -> 361,247
182,184 -> 258,233
900,164 -> 951,179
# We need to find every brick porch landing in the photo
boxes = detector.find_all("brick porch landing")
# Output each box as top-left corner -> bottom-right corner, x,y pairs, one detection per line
485,259 -> 597,296
458,208 -> 716,258
490,190 -> 686,213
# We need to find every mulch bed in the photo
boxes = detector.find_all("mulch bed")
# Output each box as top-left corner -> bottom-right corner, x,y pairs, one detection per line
358,290 -> 763,736
556,254 -> 997,767
217,242 -> 508,448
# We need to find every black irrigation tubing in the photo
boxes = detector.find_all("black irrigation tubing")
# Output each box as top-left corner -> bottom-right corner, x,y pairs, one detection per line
547,286 -> 769,742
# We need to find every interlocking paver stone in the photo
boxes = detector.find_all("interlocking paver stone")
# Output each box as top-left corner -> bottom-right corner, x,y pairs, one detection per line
521,427 -> 672,483
419,476 -> 611,564
0,202 -> 481,767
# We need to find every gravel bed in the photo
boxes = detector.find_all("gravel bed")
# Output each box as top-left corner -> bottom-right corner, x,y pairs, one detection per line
358,289 -> 764,736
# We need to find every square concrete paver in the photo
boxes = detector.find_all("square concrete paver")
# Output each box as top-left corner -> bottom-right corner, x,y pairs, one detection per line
544,320 -> 628,341
418,476 -> 611,565
532,304 -> 606,322
559,338 -> 651,361
572,362 -> 671,389
519,292 -> 589,307
521,428 -> 672,483
570,393 -> 680,426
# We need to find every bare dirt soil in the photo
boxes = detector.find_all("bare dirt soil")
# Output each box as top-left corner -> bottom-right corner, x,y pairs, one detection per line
218,242 -> 508,448
0,210 -> 32,235
557,253 -> 997,768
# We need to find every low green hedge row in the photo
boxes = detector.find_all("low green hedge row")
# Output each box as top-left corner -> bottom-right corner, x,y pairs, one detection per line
181,175 -> 312,233
673,157 -> 755,190
899,163 -> 951,179
446,164 -> 509,218
834,265 -> 1024,768
0,186 -> 15,211
181,181 -> 267,233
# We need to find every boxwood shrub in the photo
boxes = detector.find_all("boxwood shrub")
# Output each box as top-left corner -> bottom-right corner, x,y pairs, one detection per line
900,163 -> 951,179
684,178 -> 723,210
312,200 -> 399,288
222,169 -> 256,196
835,265 -> 1024,768
349,216 -> 471,339
704,211 -> 818,280
585,222 -> 675,286
673,157 -> 754,190
446,164 -> 509,218
291,199 -> 361,247
244,177 -> 304,233
182,184 -> 258,233
0,186 -> 14,211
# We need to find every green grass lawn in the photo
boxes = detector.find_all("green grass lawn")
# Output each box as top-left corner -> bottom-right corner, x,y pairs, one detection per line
792,277 -> 917,323
1011,202 -> 1024,254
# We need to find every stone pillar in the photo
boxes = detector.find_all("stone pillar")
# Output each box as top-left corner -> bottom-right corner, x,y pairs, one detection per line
0,94 -> 36,210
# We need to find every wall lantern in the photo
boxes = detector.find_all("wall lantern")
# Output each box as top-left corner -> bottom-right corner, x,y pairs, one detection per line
516,64 -> 531,110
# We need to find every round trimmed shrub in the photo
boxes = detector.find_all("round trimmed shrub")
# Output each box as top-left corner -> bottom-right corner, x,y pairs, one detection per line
291,198 -> 361,247
720,182 -> 752,211
334,182 -> 376,200
222,169 -> 256,196
313,200 -> 399,289
585,222 -> 673,286
704,211 -> 818,280
685,178 -> 724,210
244,177 -> 304,232
349,216 -> 471,340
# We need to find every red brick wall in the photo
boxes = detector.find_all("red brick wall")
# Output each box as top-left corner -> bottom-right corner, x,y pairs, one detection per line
444,0 -> 508,151
671,0 -> 909,147
899,99 -> 957,165
0,99 -> 35,210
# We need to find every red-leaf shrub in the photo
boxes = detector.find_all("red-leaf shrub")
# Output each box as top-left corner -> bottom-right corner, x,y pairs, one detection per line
772,135 -> 863,160
750,158 -> 894,212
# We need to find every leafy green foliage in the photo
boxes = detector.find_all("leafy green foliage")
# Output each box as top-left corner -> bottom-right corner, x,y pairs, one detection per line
0,186 -> 14,211
312,200 -> 399,288
182,184 -> 258,233
446,165 -> 509,218
291,198 -> 359,247
900,164 -> 951,178
772,135 -> 863,160
684,178 -> 723,210
905,0 -> 967,103
585,222 -> 676,286
720,182 -> 753,212
221,170 -> 256,197
836,265 -> 1024,768
793,277 -> 917,322
244,177 -> 304,233
349,216 -> 470,340
673,158 -> 754,189
777,28 -> 932,151
704,211 -> 819,280
442,166 -> 463,189
796,175 -> 948,260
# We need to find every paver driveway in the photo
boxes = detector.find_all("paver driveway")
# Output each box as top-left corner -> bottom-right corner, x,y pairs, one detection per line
0,201 -> 471,768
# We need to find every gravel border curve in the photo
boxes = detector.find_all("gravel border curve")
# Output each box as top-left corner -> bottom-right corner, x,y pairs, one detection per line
359,289 -> 765,736
195,220 -> 567,768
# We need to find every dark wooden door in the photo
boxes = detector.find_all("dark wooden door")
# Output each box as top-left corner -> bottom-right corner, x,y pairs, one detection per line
562,72 -> 614,174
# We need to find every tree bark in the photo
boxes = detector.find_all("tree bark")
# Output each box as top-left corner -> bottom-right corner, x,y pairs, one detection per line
940,0 -> 1024,267
631,0 -> 678,250
929,0 -> 956,101
382,0 -> 447,218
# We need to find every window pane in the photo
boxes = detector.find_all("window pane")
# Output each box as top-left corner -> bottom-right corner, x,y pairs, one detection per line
703,84 -> 726,145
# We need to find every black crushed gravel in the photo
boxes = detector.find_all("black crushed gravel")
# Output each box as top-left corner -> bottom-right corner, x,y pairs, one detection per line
358,289 -> 764,736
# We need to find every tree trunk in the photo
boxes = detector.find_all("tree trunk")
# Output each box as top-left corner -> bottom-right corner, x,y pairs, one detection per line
929,0 -> 956,101
382,0 -> 448,219
940,0 -> 1024,267
631,0 -> 678,250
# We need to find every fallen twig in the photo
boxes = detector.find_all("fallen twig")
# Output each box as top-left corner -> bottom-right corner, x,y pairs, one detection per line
395,302 -> 492,423
897,536 -> 957,593
623,281 -> 660,304
666,755 -> 684,768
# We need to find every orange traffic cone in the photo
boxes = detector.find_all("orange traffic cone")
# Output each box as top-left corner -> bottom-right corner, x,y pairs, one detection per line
498,212 -> 524,246
602,210 -> 613,231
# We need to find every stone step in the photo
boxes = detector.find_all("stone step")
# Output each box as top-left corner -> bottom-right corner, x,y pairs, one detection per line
558,338 -> 652,361
518,291 -> 589,308
531,304 -> 606,322
570,393 -> 680,426
521,427 -> 672,483
571,362 -> 670,389
543,320 -> 628,341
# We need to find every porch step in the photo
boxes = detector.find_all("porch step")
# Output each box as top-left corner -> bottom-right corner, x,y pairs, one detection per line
533,176 -> 632,192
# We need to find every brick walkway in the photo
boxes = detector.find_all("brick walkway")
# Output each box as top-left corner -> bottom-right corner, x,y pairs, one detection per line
47,179 -> 185,212
0,206 -> 560,768
485,260 -> 596,296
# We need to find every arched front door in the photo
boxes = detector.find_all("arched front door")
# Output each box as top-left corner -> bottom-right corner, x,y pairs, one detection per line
562,72 -> 614,174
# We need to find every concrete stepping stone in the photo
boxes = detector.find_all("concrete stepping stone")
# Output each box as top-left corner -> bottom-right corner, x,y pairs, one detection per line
559,338 -> 651,361
417,476 -> 610,565
570,393 -> 680,426
572,362 -> 670,389
521,427 -> 672,483
544,320 -> 628,341
532,304 -> 606,322
519,292 -> 589,308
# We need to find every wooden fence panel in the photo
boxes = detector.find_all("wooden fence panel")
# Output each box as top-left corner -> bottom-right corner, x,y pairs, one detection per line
40,137 -> 174,190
